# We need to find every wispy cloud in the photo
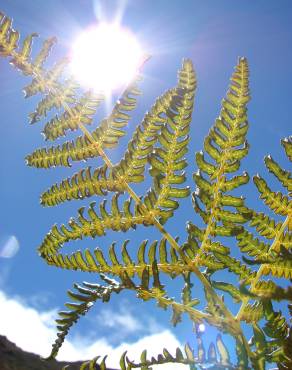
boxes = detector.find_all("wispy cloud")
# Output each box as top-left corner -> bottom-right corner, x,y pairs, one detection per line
0,290 -> 186,369
0,235 -> 19,258
98,306 -> 143,333
95,302 -> 164,342
0,264 -> 11,288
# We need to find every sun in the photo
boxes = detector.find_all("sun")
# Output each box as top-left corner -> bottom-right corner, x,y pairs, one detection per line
70,23 -> 143,93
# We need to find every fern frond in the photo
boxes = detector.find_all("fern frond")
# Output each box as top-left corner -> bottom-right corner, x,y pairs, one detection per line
77,331 -> 235,369
220,172 -> 249,192
78,264 -> 212,332
144,59 -> 196,224
254,175 -> 291,217
40,87 -> 179,206
0,15 -> 20,56
3,15 -> 270,368
40,165 -> 124,206
235,138 -> 291,327
26,76 -> 142,168
108,59 -> 196,221
212,281 -> 242,303
62,356 -> 102,370
186,222 -> 230,252
38,195 -> 158,258
0,13 -> 76,121
48,277 -> 123,359
250,324 -> 267,370
185,222 -> 233,274
42,91 -> 104,141
26,138 -> 89,167
236,230 -> 270,258
263,301 -> 289,341
10,32 -> 39,71
113,87 -> 179,184
23,55 -> 67,97
75,346 -> 196,370
279,230 -> 292,250
0,15 -> 38,75
125,346 -> 197,368
235,337 -> 249,370
90,74 -> 142,143
29,37 -> 57,78
249,211 -> 283,239
216,334 -> 232,368
197,252 -> 225,271
181,272 -> 194,306
0,14 -> 41,74
214,254 -> 256,283
261,258 -> 292,279
201,288 -> 241,339
203,288 -> 227,331
252,280 -> 292,301
44,238 -> 189,279
191,58 -> 251,264
29,76 -> 77,123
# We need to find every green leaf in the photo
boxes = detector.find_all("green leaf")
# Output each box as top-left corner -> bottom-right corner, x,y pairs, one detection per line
265,155 -> 292,192
254,175 -> 291,216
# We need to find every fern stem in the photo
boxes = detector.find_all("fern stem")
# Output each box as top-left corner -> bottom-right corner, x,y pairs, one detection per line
236,215 -> 289,321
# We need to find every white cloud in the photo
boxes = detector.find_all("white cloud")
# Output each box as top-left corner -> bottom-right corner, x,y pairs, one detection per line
0,290 -> 186,369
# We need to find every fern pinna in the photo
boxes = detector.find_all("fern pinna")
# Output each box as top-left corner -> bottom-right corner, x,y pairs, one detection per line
1,12 -> 291,370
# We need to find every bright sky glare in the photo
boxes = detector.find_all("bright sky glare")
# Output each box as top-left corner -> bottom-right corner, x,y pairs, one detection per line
70,23 -> 143,92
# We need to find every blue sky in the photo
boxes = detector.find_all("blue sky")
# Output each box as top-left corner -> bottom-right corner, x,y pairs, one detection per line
0,0 -> 291,368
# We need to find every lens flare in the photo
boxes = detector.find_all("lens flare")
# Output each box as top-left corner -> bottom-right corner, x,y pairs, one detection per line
70,23 -> 143,92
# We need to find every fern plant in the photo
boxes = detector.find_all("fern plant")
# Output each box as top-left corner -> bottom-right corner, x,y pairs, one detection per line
0,11 -> 291,370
